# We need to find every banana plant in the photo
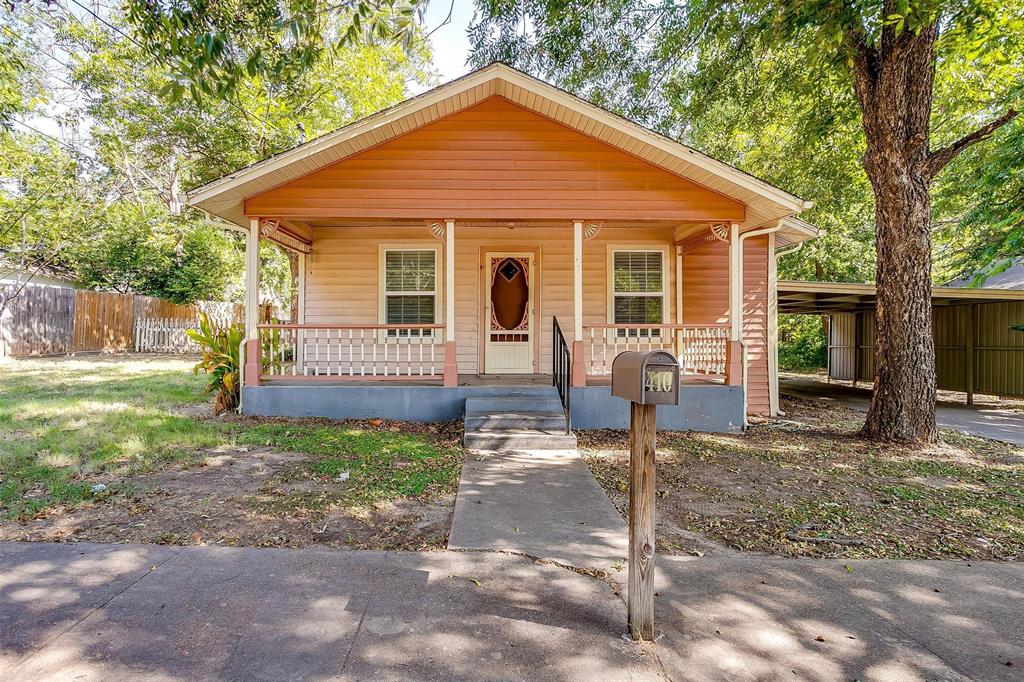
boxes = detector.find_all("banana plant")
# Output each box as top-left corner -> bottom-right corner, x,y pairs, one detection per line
186,313 -> 245,414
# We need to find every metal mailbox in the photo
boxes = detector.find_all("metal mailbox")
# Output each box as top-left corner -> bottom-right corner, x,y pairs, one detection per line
611,350 -> 680,405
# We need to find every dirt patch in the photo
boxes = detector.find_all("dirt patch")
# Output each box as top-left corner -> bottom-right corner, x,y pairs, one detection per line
0,444 -> 458,551
581,397 -> 1024,561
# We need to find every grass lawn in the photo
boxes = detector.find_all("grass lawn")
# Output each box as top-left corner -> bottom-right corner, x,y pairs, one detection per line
0,355 -> 463,549
582,399 -> 1024,561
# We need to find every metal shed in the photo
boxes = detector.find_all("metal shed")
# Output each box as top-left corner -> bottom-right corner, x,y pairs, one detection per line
777,281 -> 1024,403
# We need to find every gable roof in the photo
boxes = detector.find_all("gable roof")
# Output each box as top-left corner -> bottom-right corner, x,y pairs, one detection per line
189,62 -> 814,232
946,259 -> 1024,290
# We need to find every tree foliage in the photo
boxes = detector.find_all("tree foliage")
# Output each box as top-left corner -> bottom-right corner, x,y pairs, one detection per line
121,0 -> 426,102
935,120 -> 1024,284
778,315 -> 828,371
1,2 -> 431,308
0,26 -> 36,128
470,0 -> 1024,284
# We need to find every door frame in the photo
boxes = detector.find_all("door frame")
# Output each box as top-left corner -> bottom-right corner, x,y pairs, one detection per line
478,246 -> 541,373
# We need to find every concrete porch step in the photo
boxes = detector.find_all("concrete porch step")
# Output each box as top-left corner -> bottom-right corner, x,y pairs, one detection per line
463,430 -> 578,451
464,413 -> 569,431
463,395 -> 576,450
464,395 -> 564,415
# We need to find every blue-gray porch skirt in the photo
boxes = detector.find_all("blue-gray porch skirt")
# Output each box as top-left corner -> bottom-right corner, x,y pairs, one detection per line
241,383 -> 744,432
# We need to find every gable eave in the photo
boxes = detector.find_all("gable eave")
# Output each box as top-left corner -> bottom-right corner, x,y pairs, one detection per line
189,63 -> 809,228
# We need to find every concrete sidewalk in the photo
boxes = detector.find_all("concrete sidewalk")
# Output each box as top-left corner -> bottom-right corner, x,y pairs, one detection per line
447,449 -> 629,571
781,375 -> 1024,445
2,542 -> 1023,681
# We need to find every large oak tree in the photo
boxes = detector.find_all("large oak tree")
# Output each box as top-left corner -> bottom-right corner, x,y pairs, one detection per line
471,0 -> 1022,442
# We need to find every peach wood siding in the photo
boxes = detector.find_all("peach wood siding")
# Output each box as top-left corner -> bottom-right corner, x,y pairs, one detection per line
302,225 -> 771,414
245,97 -> 745,223
681,237 -> 771,415
305,225 -> 678,375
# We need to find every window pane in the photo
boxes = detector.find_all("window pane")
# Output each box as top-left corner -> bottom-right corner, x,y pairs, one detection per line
386,295 -> 435,324
613,251 -> 662,293
614,295 -> 663,324
385,250 -> 435,292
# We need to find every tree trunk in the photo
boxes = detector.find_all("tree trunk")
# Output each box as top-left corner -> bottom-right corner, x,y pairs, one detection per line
850,19 -> 940,443
844,13 -> 1017,442
861,160 -> 938,442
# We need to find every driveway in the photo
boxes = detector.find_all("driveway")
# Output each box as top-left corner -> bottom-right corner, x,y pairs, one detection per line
2,542 -> 1022,681
781,375 -> 1024,445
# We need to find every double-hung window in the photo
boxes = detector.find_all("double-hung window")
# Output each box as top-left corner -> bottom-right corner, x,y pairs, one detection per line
610,250 -> 665,337
381,248 -> 438,337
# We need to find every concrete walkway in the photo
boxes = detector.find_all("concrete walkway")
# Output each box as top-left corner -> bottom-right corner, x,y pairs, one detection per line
2,542 -> 1023,681
781,375 -> 1024,445
447,449 -> 628,572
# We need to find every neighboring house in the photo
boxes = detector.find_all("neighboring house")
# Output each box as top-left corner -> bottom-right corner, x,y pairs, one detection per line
946,258 -> 1024,290
0,263 -> 76,289
189,63 -> 818,431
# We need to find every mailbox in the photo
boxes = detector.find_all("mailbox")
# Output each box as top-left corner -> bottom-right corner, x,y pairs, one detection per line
611,350 -> 680,406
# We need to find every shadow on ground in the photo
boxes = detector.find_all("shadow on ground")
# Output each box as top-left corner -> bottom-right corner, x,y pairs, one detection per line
1,542 -> 1021,681
655,555 -> 1023,681
0,543 -> 651,681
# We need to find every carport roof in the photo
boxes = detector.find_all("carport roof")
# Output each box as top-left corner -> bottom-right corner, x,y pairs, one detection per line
778,280 -> 1024,314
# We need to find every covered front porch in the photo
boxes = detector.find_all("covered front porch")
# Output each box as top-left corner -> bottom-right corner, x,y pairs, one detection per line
234,215 -> 751,432
238,217 -> 744,388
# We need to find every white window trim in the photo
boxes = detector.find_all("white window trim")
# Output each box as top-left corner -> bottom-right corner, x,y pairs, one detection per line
606,245 -> 671,342
378,244 -> 442,341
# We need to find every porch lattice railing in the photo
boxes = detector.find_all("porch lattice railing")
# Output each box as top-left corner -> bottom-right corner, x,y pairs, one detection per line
257,323 -> 445,380
582,324 -> 730,378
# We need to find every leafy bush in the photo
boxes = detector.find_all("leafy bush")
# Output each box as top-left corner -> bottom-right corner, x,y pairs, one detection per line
186,313 -> 245,414
778,314 -> 827,371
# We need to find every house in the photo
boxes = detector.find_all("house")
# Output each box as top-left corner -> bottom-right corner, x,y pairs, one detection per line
188,63 -> 818,431
947,258 -> 1024,290
0,261 -> 76,289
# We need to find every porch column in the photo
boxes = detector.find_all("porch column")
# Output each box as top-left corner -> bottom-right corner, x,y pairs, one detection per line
443,218 -> 457,387
571,220 -> 587,387
675,244 -> 684,360
295,251 -> 306,372
767,233 -> 780,415
725,222 -> 743,386
244,218 -> 261,387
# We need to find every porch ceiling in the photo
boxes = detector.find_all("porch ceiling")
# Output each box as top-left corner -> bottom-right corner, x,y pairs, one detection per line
189,63 -> 813,234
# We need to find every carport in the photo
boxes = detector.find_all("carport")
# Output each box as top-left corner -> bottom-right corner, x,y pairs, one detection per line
777,281 -> 1024,404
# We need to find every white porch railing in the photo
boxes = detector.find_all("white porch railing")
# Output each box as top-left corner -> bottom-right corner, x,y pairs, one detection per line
257,323 -> 446,380
583,324 -> 730,378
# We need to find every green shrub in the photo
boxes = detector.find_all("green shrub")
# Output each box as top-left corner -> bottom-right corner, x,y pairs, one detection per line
186,313 -> 245,413
778,314 -> 827,371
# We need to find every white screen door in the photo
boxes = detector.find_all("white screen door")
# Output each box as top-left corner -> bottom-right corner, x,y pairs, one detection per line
484,252 -> 534,373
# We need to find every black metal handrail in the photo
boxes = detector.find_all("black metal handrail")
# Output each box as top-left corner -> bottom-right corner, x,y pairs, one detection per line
552,316 -> 571,433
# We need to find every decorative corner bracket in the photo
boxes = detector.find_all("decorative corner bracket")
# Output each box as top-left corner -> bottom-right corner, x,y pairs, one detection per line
428,221 -> 445,240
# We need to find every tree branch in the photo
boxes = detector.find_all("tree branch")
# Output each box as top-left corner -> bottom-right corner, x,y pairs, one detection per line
923,109 -> 1019,179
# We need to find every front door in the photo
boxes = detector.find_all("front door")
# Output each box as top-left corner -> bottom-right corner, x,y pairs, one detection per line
484,252 -> 534,373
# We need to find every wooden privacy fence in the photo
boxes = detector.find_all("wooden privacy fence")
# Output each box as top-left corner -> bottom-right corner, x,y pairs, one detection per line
0,284 -> 243,357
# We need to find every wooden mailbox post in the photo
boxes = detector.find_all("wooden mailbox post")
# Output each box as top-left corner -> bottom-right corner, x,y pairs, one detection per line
611,350 -> 680,641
